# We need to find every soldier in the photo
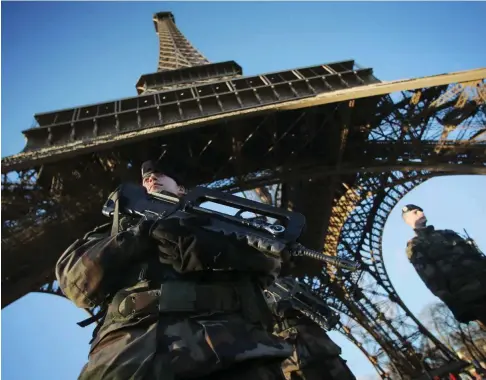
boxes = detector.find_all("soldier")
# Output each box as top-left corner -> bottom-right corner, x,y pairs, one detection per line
272,303 -> 356,380
402,204 -> 486,329
56,160 -> 293,380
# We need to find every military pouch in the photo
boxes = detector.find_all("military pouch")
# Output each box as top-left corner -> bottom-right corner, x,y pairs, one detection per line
158,281 -> 241,314
117,289 -> 160,318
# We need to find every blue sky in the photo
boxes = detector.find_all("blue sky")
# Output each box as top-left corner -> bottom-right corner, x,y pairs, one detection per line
2,2 -> 485,380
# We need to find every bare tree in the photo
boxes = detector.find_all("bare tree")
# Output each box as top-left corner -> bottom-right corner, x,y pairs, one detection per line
420,302 -> 486,366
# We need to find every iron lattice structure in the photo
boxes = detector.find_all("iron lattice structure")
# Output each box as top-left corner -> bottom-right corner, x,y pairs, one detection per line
2,11 -> 486,379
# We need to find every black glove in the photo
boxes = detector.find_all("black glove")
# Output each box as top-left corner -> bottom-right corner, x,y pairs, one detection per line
128,218 -> 156,238
275,299 -> 299,317
149,215 -> 286,275
148,215 -> 217,272
119,219 -> 158,259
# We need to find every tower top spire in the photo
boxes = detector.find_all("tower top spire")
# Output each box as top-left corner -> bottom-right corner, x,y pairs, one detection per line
152,10 -> 208,72
136,11 -> 242,94
153,12 -> 175,33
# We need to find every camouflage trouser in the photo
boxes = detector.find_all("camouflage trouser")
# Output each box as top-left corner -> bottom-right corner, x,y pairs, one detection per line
82,358 -> 286,380
196,359 -> 286,380
279,324 -> 356,380
79,313 -> 292,380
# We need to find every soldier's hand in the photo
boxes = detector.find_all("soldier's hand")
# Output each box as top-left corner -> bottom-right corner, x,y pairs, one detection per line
149,215 -> 211,244
121,219 -> 159,259
275,299 -> 300,317
147,216 -> 287,275
127,219 -> 156,239
148,215 -> 229,272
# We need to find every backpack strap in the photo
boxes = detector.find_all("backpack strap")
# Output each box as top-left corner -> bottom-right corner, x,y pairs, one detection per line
77,305 -> 109,344
110,189 -> 121,237
77,308 -> 107,328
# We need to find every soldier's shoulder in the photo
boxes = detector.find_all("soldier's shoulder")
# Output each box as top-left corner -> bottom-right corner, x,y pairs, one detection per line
406,238 -> 418,259
407,236 -> 422,247
406,235 -> 430,259
438,229 -> 460,236
433,229 -> 463,241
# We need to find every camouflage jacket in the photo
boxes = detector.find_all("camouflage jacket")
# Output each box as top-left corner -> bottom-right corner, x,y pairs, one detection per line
406,225 -> 486,322
56,221 -> 292,380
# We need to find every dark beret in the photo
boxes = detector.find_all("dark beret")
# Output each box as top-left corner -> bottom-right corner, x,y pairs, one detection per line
401,204 -> 423,215
141,160 -> 162,178
141,160 -> 183,184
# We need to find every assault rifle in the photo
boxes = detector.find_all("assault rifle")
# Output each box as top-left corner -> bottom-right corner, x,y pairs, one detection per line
265,277 -> 340,331
102,183 -> 359,271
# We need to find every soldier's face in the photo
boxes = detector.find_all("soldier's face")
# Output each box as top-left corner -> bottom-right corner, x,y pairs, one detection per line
142,173 -> 184,196
403,209 -> 427,229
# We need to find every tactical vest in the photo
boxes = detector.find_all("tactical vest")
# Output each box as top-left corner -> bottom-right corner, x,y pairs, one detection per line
79,189 -> 276,343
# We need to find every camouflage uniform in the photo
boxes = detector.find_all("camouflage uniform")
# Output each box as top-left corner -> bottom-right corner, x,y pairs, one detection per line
406,225 -> 486,325
56,207 -> 292,379
272,307 -> 355,380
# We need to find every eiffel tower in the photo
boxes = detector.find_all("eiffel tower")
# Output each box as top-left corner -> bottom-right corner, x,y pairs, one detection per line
2,11 -> 485,379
